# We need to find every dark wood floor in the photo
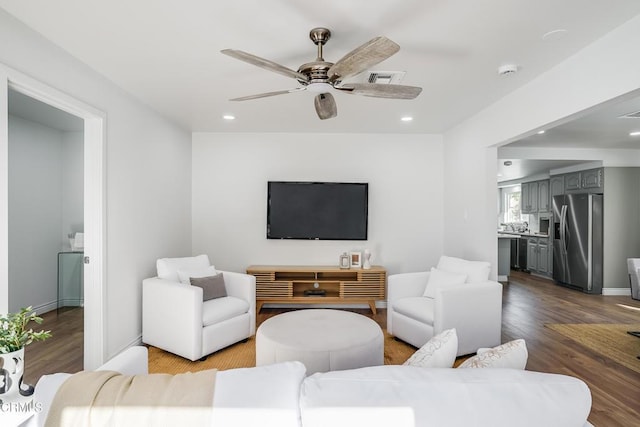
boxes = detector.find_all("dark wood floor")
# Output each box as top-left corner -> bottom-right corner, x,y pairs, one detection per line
24,271 -> 640,426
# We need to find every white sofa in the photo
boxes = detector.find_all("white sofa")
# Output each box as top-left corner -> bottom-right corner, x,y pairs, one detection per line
142,255 -> 256,361
388,256 -> 503,355
28,346 -> 593,427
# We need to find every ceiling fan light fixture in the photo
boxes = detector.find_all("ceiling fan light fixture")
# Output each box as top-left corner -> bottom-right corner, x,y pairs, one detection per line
307,82 -> 333,94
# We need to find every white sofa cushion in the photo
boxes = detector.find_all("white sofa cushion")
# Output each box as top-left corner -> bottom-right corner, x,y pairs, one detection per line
177,265 -> 217,285
423,267 -> 467,298
300,365 -> 591,427
202,296 -> 250,327
459,339 -> 528,369
392,297 -> 435,325
437,255 -> 491,283
403,328 -> 458,368
157,254 -> 210,282
213,361 -> 306,427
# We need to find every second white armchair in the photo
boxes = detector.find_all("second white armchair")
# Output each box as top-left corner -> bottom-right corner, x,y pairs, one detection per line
387,256 -> 503,356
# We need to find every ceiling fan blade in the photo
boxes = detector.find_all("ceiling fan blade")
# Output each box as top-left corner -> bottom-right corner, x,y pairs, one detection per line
327,36 -> 400,83
221,49 -> 309,82
230,87 -> 306,101
314,93 -> 337,120
336,83 -> 422,99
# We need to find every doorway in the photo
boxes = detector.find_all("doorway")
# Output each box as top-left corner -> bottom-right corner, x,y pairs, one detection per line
1,65 -> 106,369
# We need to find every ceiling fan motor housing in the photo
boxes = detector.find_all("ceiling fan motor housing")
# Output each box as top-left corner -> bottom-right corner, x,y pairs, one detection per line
297,61 -> 334,84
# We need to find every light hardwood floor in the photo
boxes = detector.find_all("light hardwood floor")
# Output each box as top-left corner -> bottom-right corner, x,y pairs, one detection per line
24,271 -> 640,426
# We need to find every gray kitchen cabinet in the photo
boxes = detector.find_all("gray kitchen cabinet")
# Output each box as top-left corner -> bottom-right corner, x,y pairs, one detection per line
527,237 -> 550,275
565,172 -> 582,191
520,181 -> 549,214
582,168 -> 603,189
564,168 -> 604,192
550,175 -> 564,196
521,182 -> 531,213
538,180 -> 550,212
537,242 -> 549,274
527,238 -> 538,271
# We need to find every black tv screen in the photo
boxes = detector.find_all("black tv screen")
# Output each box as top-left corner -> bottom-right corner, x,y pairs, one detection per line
267,181 -> 368,240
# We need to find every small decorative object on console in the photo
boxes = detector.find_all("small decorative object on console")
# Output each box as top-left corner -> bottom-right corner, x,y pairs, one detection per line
350,251 -> 361,268
362,249 -> 372,270
339,252 -> 350,269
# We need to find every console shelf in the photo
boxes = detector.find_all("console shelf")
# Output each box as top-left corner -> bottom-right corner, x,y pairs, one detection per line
246,265 -> 386,314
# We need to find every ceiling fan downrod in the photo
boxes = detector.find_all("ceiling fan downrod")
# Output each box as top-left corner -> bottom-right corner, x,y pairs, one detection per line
309,27 -> 331,61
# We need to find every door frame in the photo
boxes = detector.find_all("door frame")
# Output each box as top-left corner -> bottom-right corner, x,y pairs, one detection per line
0,63 -> 107,369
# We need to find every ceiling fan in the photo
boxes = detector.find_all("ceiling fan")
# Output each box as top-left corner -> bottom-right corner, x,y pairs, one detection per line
221,28 -> 422,120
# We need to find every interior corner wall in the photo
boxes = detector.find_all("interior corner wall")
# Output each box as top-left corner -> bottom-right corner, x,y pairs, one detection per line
442,14 -> 640,278
191,132 -> 444,275
0,10 -> 192,359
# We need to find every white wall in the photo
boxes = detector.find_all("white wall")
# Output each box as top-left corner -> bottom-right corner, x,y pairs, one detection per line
8,115 -> 84,313
61,131 -> 84,250
443,15 -> 640,278
603,168 -> 640,289
0,9 -> 192,359
192,133 -> 444,275
8,115 -> 62,312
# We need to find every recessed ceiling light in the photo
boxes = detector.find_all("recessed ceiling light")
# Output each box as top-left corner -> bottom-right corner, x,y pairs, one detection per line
542,29 -> 569,42
401,116 -> 413,122
497,64 -> 519,76
223,115 -> 235,120
537,130 -> 545,135
630,131 -> 640,137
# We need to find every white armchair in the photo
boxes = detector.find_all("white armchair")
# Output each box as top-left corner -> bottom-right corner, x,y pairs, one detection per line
387,256 -> 503,356
142,255 -> 256,361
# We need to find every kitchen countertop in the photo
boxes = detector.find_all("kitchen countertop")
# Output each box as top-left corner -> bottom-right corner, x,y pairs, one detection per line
497,231 -> 550,239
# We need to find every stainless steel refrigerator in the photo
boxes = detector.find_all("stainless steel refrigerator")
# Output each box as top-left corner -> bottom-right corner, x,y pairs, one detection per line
552,193 -> 603,294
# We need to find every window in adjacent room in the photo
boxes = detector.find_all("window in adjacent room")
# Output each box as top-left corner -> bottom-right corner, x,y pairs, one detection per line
505,191 -> 522,223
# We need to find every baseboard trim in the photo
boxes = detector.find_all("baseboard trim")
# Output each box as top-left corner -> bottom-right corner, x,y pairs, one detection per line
109,335 -> 143,361
602,288 -> 631,296
498,275 -> 508,282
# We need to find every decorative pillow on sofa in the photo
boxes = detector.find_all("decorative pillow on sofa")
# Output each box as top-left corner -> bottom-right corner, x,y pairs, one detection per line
190,273 -> 227,301
436,255 -> 491,283
403,328 -> 458,368
423,268 -> 467,298
458,339 -> 528,369
177,265 -> 217,285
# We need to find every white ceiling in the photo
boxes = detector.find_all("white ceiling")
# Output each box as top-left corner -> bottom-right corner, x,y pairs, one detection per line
2,0 -> 640,135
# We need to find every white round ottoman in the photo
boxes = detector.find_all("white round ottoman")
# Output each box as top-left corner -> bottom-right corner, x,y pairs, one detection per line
256,309 -> 384,375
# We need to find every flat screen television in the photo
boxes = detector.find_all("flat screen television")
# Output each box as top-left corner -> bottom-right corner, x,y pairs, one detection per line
267,181 -> 368,240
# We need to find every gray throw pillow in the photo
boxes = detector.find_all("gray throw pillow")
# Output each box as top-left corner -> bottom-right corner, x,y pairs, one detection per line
190,273 -> 227,301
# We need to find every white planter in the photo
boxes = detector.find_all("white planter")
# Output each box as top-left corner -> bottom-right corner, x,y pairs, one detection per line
0,347 -> 34,402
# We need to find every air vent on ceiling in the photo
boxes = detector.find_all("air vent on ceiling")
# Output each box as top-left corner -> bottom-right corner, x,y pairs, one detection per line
366,71 -> 406,84
618,110 -> 640,119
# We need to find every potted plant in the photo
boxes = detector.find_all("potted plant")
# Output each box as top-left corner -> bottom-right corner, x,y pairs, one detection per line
0,306 -> 51,400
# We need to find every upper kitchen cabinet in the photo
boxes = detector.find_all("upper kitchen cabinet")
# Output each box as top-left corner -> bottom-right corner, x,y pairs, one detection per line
564,168 -> 604,193
521,179 -> 549,213
550,175 -> 564,197
538,180 -> 550,212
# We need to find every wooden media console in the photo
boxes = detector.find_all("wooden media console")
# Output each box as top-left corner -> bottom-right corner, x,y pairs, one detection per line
246,265 -> 386,314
